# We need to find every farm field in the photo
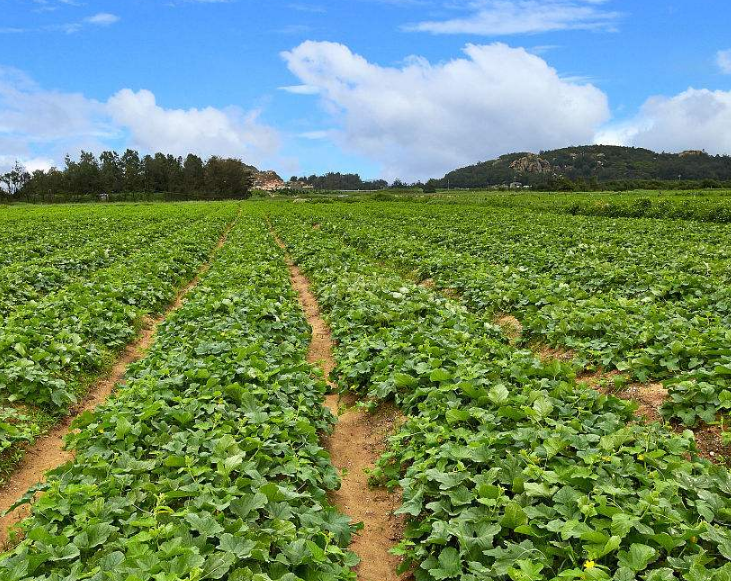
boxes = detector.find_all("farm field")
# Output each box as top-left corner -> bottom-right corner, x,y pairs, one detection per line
3,197 -> 731,580
0,203 -> 239,478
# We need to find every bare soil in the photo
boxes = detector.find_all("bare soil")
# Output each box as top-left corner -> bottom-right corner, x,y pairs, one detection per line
0,220 -> 236,548
690,423 -> 731,462
616,383 -> 668,423
494,314 -> 523,343
272,228 -> 407,581
535,342 -> 577,363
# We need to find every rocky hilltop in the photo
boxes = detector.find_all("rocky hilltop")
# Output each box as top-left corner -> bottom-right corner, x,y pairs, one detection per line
436,145 -> 731,188
252,170 -> 285,191
508,154 -> 553,174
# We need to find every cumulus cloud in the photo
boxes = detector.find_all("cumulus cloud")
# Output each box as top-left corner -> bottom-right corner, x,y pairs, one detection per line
0,68 -> 281,171
717,50 -> 731,74
0,155 -> 55,174
0,66 -> 111,146
406,0 -> 621,36
282,40 -> 610,180
107,89 -> 280,163
596,88 -> 731,154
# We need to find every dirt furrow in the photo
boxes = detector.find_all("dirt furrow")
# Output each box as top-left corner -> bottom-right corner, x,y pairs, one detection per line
0,218 -> 236,547
271,228 -> 405,581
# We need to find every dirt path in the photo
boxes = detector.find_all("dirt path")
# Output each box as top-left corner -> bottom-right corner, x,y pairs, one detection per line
0,218 -> 236,547
271,228 -> 405,581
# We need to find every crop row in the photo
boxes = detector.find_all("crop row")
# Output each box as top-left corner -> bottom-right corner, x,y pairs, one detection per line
271,209 -> 731,581
0,204 -> 199,268
0,214 -> 357,581
0,204 -> 238,461
459,192 -> 731,224
281,202 -> 731,427
0,214 -> 197,320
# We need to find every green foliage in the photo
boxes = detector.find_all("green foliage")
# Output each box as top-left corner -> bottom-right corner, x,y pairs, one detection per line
0,215 -> 357,580
291,172 -> 388,191
286,199 -> 731,426
438,145 -> 731,189
0,203 -> 237,459
4,150 -> 255,203
271,204 -> 731,580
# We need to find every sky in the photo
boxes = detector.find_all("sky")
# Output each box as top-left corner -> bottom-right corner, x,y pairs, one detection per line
2,0 -> 731,181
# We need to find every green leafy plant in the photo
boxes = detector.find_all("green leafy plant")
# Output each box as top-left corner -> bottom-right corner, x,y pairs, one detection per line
0,214 -> 359,580
272,206 -> 731,580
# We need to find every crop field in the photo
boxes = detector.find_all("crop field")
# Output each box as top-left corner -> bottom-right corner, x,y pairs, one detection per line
2,197 -> 731,581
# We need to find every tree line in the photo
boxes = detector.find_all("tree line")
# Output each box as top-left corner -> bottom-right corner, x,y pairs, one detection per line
0,150 -> 255,203
289,172 -> 389,191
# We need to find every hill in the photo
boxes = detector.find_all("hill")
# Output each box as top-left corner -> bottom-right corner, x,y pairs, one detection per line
435,145 -> 731,189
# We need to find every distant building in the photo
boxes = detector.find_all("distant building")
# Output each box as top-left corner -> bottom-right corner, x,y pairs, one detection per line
509,181 -> 523,190
99,192 -> 109,201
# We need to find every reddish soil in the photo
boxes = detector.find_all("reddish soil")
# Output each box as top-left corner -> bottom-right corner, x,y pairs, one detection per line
616,383 -> 668,423
690,423 -> 731,463
494,314 -> 523,343
0,220 -> 236,548
535,342 -> 577,363
272,228 -> 407,581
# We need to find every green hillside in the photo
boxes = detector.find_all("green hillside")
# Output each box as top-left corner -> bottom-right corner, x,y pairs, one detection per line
436,145 -> 731,189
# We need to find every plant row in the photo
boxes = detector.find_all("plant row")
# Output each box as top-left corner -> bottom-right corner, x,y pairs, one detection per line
0,213 -> 358,581
0,204 -> 196,268
0,204 -> 238,461
271,209 -> 731,581
283,201 -> 731,427
469,192 -> 731,225
0,214 -> 197,320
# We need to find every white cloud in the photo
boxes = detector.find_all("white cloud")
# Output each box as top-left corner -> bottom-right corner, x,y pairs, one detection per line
0,12 -> 122,34
0,155 -> 55,174
32,0 -> 83,13
282,40 -> 609,180
107,89 -> 280,164
717,49 -> 731,74
0,67 -> 110,142
84,13 -> 121,26
0,68 -> 281,171
279,84 -> 321,95
596,88 -> 731,154
406,0 -> 621,36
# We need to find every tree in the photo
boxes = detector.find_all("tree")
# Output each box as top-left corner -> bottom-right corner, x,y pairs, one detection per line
121,149 -> 144,192
65,151 -> 101,194
99,151 -> 124,193
204,156 -> 253,199
182,154 -> 205,194
422,181 -> 437,193
0,161 -> 30,196
8,149 -> 255,202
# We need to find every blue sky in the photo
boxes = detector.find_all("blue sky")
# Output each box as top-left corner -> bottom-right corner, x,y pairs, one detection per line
2,0 -> 731,180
